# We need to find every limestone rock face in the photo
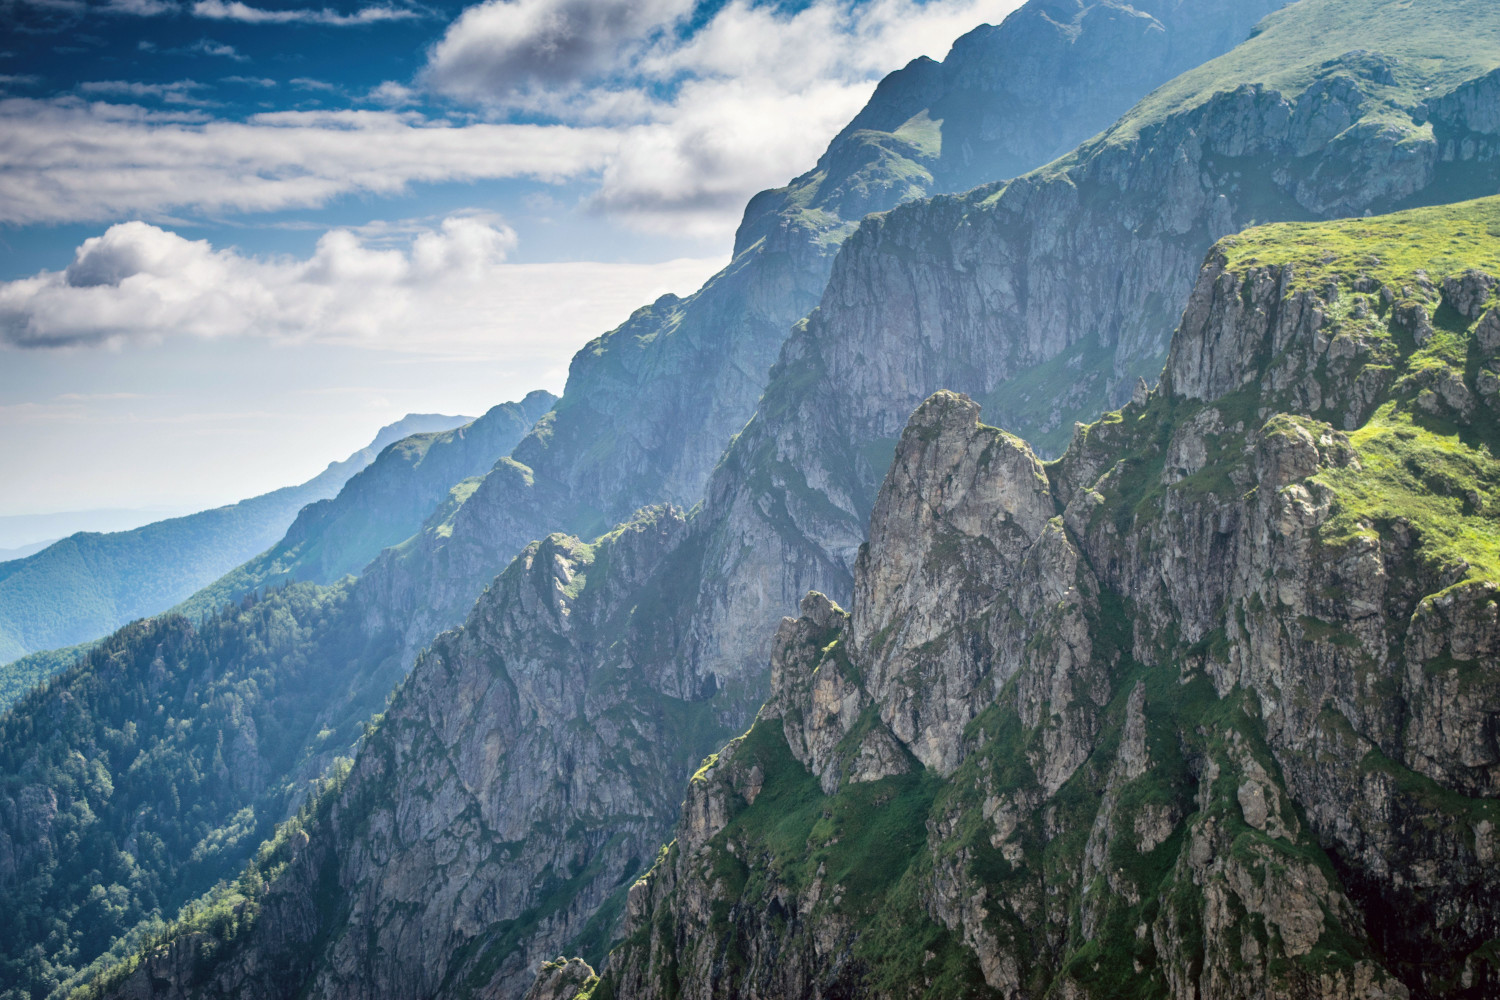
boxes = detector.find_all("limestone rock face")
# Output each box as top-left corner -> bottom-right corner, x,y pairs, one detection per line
103,509 -> 746,1000
670,0 -> 1500,781
590,206 -> 1500,1000
85,6 -> 1500,1000
348,0 -> 1283,679
851,392 -> 1095,781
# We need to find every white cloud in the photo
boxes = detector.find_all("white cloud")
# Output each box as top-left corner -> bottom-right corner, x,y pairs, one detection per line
424,0 -> 695,102
0,98 -> 620,225
0,0 -> 1026,240
365,79 -> 416,105
424,0 -> 1027,238
78,79 -> 213,104
189,38 -> 247,60
0,217 -> 726,363
191,0 -> 420,25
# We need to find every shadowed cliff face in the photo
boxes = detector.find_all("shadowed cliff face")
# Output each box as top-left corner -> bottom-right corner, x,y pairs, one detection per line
354,0 -> 1287,672
669,0 -> 1500,757
600,197 -> 1500,1000
74,7 -> 1301,1000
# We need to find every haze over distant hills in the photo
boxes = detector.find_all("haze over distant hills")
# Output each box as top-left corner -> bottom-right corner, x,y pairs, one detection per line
0,539 -> 59,564
0,412 -> 474,666
0,509 -> 194,555
5,2 -> 1500,1000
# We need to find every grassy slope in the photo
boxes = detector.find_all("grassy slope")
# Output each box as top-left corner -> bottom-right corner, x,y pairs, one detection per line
1109,0 -> 1500,142
598,195 -> 1500,1000
942,0 -> 1500,454
1227,199 -> 1500,584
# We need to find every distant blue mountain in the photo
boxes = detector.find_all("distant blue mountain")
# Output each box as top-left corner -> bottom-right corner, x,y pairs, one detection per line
0,411 -> 473,665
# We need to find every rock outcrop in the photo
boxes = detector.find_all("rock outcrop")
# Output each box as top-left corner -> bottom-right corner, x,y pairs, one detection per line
73,4 -> 1500,1000
592,198 -> 1500,1000
666,0 -> 1500,780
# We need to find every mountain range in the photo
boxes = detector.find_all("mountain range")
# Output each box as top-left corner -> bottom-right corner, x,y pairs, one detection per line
2,1 -> 1499,999
0,411 -> 480,667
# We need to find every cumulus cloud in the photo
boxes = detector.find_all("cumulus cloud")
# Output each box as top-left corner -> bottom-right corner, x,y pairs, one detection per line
0,0 -> 1026,239
425,0 -> 694,101
0,217 -> 725,358
191,0 -> 420,25
0,98 -> 620,225
424,0 -> 1026,238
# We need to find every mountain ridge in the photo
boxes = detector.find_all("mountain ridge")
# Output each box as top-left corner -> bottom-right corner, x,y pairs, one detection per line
571,194 -> 1500,1000
23,2 -> 1500,999
0,411 -> 474,668
175,390 -> 557,622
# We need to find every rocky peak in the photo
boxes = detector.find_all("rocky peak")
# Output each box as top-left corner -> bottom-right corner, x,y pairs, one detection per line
578,197 -> 1500,1000
848,391 -> 1066,775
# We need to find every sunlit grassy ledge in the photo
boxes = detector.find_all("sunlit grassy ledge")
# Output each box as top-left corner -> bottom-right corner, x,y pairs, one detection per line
1238,198 -> 1500,587
1219,196 -> 1500,290
1075,196 -> 1500,601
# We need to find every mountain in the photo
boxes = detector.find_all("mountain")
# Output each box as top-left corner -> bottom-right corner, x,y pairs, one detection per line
584,196 -> 1500,1000
4,4 -> 1294,999
0,583 -> 388,1000
0,540 -> 56,563
0,394 -> 558,996
0,509 -> 190,553
352,0 -> 1288,669
71,3 -> 1500,999
0,396 -> 556,719
672,0 -> 1500,747
0,412 -> 472,666
176,390 -> 557,622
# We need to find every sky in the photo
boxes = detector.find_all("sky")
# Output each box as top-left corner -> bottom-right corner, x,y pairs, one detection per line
0,0 -> 1023,521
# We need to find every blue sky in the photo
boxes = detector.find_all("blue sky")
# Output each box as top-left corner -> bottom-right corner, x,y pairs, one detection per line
0,0 -> 1020,522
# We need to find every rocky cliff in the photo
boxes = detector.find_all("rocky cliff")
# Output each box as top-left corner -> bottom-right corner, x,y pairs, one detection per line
670,0 -> 1500,765
89,507 -> 740,1000
584,196 -> 1500,1000
79,4 -> 1500,999
353,0 -> 1285,667
8,9 -> 1290,998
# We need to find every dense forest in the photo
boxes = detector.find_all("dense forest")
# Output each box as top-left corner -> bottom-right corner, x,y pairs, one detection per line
0,582 -> 395,1000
